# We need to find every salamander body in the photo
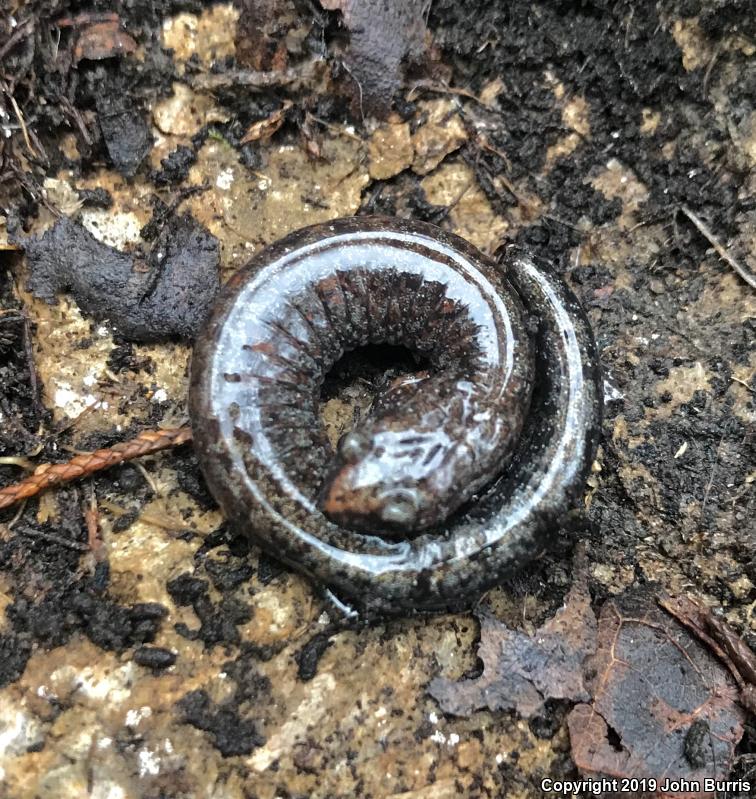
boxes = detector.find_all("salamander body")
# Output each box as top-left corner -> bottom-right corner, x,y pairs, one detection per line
189,217 -> 601,615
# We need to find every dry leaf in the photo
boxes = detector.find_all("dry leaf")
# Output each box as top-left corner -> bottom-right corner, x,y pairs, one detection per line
74,20 -> 137,63
241,101 -> 293,144
568,589 -> 746,798
429,551 -> 596,718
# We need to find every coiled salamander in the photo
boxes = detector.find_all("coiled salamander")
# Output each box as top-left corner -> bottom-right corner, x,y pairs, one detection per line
189,217 -> 601,615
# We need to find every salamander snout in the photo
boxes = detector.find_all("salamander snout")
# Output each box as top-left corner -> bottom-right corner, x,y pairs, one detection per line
377,488 -> 420,526
320,430 -> 429,536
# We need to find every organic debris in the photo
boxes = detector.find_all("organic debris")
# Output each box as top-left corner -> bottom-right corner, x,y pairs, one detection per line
568,589 -> 746,797
22,214 -> 219,342
234,0 -> 304,73
680,205 -> 756,291
240,100 -> 293,144
430,574 -> 753,795
660,593 -> 756,715
95,72 -> 152,177
321,0 -> 431,116
178,689 -> 265,757
72,17 -> 137,64
428,550 -> 596,718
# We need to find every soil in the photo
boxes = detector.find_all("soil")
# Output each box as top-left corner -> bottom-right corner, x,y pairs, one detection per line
0,2 -> 754,798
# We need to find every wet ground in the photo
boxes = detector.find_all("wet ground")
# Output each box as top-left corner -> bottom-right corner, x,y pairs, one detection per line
0,1 -> 754,797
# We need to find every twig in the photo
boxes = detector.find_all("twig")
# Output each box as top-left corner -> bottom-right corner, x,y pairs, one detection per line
407,79 -> 484,107
8,93 -> 35,158
700,426 -> 726,523
305,113 -> 361,142
702,41 -> 722,98
188,61 -> 322,92
435,180 -> 474,224
98,497 -> 201,536
13,525 -> 89,551
83,485 -> 108,566
0,426 -> 193,511
680,205 -> 756,290
475,135 -> 513,174
0,307 -> 39,414
626,213 -> 668,233
3,500 -> 27,530
0,18 -> 34,61
542,213 -> 582,232
20,311 -> 41,418
50,401 -> 100,440
58,95 -> 92,146
55,11 -> 120,27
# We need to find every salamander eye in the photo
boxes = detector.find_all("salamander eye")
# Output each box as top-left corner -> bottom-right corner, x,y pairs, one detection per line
337,431 -> 371,464
379,489 -> 420,528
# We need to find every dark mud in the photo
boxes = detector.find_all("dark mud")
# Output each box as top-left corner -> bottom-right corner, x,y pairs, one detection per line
20,213 -> 219,342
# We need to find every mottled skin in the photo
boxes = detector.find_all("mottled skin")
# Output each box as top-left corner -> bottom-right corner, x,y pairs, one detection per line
320,272 -> 533,534
321,365 -> 531,535
189,217 -> 602,615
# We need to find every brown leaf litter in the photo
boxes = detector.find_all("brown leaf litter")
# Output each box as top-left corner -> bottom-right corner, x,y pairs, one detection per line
428,549 -> 596,718
430,552 -> 754,797
569,590 -> 746,798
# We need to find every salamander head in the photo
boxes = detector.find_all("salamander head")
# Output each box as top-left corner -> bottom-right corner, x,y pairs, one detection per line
320,428 -> 443,535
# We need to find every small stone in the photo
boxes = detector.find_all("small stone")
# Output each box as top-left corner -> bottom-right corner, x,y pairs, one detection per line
133,646 -> 177,670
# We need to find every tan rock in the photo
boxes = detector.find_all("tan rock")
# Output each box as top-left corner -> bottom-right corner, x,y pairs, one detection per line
411,100 -> 468,175
153,83 -> 228,138
161,6 -> 238,68
369,120 -> 413,180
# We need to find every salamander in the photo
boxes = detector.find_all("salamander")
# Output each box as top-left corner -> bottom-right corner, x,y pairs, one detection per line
189,216 -> 602,615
